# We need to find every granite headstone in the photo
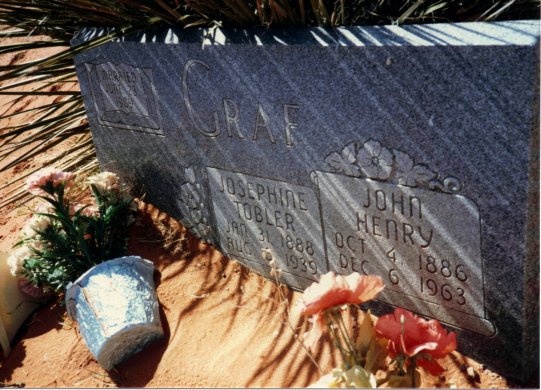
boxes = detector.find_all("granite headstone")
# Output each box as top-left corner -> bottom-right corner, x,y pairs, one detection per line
72,20 -> 540,382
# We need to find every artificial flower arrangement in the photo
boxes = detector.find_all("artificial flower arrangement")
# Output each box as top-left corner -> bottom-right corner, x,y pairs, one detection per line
298,272 -> 456,388
7,168 -> 138,297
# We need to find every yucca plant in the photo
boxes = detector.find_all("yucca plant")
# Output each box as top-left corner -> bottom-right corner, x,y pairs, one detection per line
0,1 -> 538,209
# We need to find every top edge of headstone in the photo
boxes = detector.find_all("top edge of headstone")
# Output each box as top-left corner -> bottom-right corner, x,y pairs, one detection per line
71,19 -> 540,48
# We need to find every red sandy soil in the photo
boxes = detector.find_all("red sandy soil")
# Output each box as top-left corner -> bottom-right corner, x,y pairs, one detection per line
0,29 -> 519,388
0,202 -> 514,388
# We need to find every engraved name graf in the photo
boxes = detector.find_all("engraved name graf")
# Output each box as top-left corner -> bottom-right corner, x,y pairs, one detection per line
207,167 -> 326,287
182,59 -> 300,146
316,171 -> 495,336
85,62 -> 162,135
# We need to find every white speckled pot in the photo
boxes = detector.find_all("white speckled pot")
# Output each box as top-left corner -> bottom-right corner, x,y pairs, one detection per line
0,251 -> 43,357
65,256 -> 164,370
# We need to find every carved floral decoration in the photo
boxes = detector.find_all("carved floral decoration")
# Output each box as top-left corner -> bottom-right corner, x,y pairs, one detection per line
178,166 -> 213,242
324,139 -> 461,193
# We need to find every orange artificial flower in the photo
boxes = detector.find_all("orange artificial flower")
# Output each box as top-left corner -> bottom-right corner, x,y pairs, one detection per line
375,308 -> 456,375
299,272 -> 384,351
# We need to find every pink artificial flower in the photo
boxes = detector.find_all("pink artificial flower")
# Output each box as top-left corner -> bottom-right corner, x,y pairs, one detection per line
375,308 -> 456,375
299,272 -> 384,351
17,278 -> 49,299
26,168 -> 74,196
70,203 -> 99,217
299,272 -> 384,316
81,205 -> 99,217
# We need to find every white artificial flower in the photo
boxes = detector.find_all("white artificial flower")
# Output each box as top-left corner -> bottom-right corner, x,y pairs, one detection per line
87,171 -> 121,194
35,203 -> 54,214
23,214 -> 51,237
7,246 -> 33,276
29,240 -> 45,252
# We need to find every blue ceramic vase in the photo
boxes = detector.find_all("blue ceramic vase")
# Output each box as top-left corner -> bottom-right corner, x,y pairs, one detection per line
65,256 -> 164,370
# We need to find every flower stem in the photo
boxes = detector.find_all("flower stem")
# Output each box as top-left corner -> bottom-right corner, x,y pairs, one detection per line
410,356 -> 417,387
334,309 -> 361,366
269,263 -> 322,374
324,311 -> 350,367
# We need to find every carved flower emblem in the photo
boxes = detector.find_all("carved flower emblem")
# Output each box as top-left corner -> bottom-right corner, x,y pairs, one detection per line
324,138 -> 461,194
356,139 -> 393,180
180,182 -> 200,209
177,166 -> 213,242
197,223 -> 211,236
324,142 -> 361,177
394,150 -> 435,187
191,208 -> 202,223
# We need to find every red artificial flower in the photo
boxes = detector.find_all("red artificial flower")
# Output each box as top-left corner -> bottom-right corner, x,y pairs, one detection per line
375,308 -> 456,375
299,272 -> 384,351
